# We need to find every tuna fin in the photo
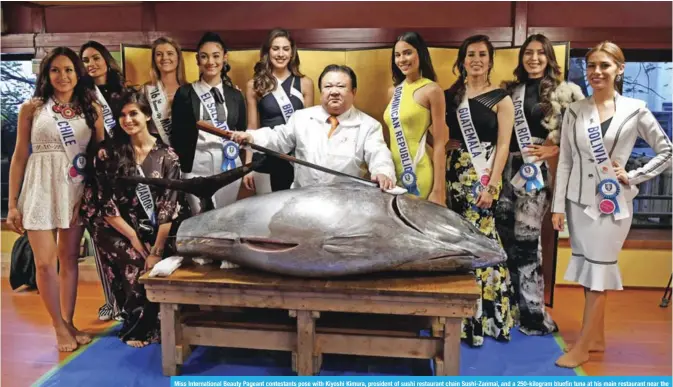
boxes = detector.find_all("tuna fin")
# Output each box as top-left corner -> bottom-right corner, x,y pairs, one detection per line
119,156 -> 266,200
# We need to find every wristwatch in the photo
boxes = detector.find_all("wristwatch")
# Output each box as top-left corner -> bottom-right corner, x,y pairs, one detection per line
486,184 -> 499,196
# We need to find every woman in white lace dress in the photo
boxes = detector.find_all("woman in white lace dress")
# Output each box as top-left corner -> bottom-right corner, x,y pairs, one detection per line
6,47 -> 105,352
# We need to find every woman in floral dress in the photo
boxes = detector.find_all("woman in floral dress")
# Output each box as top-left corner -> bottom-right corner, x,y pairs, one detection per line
81,89 -> 190,347
444,35 -> 515,347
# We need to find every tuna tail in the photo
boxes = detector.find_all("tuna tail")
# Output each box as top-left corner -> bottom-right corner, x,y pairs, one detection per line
119,156 -> 266,211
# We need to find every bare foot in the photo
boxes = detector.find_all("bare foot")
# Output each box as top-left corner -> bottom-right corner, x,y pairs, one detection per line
126,340 -> 149,348
555,348 -> 590,368
66,323 -> 92,345
54,325 -> 78,352
564,341 -> 605,352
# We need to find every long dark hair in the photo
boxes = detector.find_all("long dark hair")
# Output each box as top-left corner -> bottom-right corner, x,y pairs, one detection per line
110,88 -> 156,178
503,34 -> 562,117
33,46 -> 99,131
446,35 -> 494,106
79,40 -> 126,93
391,31 -> 436,86
253,28 -> 304,98
196,31 -> 234,88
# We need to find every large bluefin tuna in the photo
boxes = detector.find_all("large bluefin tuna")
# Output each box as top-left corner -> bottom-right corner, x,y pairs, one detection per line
173,182 -> 506,277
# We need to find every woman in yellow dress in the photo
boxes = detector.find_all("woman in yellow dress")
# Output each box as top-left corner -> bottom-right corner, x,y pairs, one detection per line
384,32 -> 448,206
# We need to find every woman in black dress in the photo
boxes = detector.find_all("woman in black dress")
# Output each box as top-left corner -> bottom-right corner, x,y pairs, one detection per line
243,28 -> 314,193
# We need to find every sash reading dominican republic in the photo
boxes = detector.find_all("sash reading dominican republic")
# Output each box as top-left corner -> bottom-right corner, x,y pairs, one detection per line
581,100 -> 629,221
94,85 -> 116,136
510,84 -> 545,192
192,81 -> 239,171
48,99 -> 87,184
389,83 -> 427,196
457,94 -> 495,196
135,166 -> 157,227
271,76 -> 304,123
146,82 -> 172,146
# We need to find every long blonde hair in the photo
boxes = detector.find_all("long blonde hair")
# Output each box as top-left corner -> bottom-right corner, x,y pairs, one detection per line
148,36 -> 187,86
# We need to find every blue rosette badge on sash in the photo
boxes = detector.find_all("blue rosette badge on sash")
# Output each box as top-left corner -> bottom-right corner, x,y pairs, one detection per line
597,178 -> 620,215
510,84 -> 545,193
221,140 -> 239,172
389,83 -> 426,196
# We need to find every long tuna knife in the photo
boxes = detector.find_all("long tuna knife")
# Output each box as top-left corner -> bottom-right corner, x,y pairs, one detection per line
195,120 -> 379,188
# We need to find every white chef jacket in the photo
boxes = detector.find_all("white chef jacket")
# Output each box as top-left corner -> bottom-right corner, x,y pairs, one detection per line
249,105 -> 397,188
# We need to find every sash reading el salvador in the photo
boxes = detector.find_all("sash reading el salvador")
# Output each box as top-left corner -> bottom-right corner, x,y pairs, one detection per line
146,82 -> 172,146
510,84 -> 545,192
192,81 -> 239,171
49,99 -> 86,184
135,166 -> 156,227
389,83 -> 426,196
582,99 -> 629,220
457,94 -> 495,196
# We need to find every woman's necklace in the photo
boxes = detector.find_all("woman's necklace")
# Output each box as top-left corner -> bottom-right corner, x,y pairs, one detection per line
51,97 -> 82,118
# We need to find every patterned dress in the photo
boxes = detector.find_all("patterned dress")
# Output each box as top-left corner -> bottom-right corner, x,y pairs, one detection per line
494,78 -> 558,336
444,88 -> 515,347
80,141 -> 191,343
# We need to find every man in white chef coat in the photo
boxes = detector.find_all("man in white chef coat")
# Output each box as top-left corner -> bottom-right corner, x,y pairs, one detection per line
230,64 -> 396,190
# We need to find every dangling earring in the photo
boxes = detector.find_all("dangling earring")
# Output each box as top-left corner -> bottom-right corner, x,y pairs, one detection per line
615,74 -> 623,82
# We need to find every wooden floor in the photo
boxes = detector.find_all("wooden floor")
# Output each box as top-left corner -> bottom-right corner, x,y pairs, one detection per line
1,280 -> 671,386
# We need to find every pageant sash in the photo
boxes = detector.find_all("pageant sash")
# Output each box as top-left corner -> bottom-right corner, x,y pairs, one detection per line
271,76 -> 303,123
146,82 -> 172,146
457,94 -> 495,196
49,99 -> 86,184
510,84 -> 545,192
135,166 -> 157,227
192,81 -> 239,171
95,85 -> 116,136
389,83 -> 426,196
581,100 -> 630,220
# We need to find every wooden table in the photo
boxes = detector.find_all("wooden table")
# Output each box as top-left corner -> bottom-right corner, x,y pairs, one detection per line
140,264 -> 479,376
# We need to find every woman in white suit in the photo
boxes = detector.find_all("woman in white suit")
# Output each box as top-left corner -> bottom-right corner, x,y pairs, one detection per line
551,41 -> 672,368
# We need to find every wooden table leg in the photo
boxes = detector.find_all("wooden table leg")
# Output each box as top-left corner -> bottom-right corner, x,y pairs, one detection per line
160,303 -> 180,376
295,310 -> 319,376
440,318 -> 462,375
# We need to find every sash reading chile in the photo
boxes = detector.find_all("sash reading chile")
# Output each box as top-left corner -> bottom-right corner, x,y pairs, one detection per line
51,99 -> 86,184
456,96 -> 493,197
582,102 -> 629,220
510,85 -> 545,192
193,82 -> 240,171
389,84 -> 421,195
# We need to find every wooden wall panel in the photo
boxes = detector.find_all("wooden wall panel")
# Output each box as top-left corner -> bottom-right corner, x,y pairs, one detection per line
154,1 -> 512,31
2,3 -> 34,34
528,1 -> 672,27
44,4 -> 143,32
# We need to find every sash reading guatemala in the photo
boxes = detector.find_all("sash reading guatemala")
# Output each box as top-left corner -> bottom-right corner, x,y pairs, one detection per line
510,84 -> 545,192
389,83 -> 426,196
146,82 -> 172,146
192,81 -> 239,171
581,99 -> 629,221
95,85 -> 116,136
271,76 -> 303,123
135,166 -> 156,227
457,94 -> 495,196
49,99 -> 86,184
